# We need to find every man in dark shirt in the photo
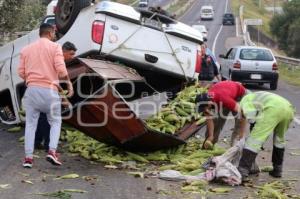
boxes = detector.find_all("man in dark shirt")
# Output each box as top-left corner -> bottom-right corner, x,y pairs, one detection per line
195,81 -> 248,149
198,44 -> 221,82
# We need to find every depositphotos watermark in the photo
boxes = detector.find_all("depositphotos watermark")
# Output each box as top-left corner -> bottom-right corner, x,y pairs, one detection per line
46,76 -> 269,127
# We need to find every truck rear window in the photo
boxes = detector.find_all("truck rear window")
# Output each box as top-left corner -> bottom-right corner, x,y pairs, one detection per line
202,9 -> 213,14
239,49 -> 274,61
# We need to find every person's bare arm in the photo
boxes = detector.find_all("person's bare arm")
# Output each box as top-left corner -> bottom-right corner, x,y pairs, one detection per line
216,74 -> 222,82
206,113 -> 214,141
203,109 -> 215,149
238,115 -> 247,139
18,52 -> 26,80
60,75 -> 74,98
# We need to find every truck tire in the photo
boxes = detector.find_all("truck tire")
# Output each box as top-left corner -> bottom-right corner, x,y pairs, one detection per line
55,0 -> 91,34
270,81 -> 278,90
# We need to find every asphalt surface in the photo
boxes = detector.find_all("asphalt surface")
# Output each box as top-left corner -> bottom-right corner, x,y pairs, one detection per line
0,0 -> 300,199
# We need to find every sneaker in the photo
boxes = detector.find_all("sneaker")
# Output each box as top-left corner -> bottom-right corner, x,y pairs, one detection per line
46,150 -> 62,166
23,157 -> 33,168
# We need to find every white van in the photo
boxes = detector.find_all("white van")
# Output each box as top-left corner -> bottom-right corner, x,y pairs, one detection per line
46,0 -> 58,16
200,5 -> 214,20
138,0 -> 149,7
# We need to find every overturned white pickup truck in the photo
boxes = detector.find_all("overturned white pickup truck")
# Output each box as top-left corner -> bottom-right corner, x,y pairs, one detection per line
0,1 -> 203,124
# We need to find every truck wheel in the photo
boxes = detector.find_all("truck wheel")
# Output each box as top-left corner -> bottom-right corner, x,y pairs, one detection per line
55,0 -> 91,34
270,81 -> 278,90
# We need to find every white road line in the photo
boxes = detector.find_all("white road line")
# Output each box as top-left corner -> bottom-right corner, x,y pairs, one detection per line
294,115 -> 300,125
178,0 -> 197,20
236,17 -> 239,37
130,0 -> 139,6
212,0 -> 228,55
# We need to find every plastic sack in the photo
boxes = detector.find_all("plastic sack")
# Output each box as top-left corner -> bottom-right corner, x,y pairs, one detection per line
159,139 -> 245,186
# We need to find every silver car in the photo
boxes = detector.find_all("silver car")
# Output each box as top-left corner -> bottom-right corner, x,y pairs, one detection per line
219,46 -> 279,90
192,25 -> 208,41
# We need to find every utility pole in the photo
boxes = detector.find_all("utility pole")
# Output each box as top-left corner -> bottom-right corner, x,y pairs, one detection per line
273,0 -> 275,16
259,0 -> 262,9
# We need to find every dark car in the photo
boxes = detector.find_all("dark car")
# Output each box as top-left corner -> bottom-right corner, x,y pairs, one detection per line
222,13 -> 235,25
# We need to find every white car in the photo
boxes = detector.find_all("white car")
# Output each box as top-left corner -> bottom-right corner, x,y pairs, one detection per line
219,46 -> 279,90
200,6 -> 214,20
46,0 -> 58,15
0,1 -> 204,124
192,25 -> 208,41
138,0 -> 149,7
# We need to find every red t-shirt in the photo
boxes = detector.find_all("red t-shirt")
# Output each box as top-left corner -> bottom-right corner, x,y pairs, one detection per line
208,81 -> 246,112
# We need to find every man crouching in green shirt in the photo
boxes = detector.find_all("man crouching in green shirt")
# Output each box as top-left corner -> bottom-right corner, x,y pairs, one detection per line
237,91 -> 295,182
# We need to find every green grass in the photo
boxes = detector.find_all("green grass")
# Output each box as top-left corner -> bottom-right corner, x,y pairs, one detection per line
167,0 -> 189,13
109,0 -> 138,5
279,63 -> 300,87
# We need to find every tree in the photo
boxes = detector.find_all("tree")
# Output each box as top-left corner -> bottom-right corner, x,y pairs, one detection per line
270,1 -> 300,58
0,0 -> 46,45
0,0 -> 24,33
287,18 -> 300,57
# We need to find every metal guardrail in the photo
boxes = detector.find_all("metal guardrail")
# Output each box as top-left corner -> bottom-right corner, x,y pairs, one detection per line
239,6 -> 300,69
275,55 -> 300,68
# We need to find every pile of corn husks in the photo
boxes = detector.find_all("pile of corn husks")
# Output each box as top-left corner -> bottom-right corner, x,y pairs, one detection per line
255,181 -> 300,199
60,129 -> 225,175
145,84 -> 208,134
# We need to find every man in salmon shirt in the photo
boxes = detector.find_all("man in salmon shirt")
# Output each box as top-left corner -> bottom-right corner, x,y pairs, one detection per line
195,81 -> 249,149
18,23 -> 73,168
34,41 -> 77,151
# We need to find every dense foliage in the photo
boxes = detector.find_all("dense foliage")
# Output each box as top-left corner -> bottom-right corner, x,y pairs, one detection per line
270,1 -> 300,58
0,0 -> 46,44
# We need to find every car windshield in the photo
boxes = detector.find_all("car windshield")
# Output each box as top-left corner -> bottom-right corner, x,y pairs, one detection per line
224,14 -> 233,18
193,26 -> 206,32
202,9 -> 212,14
239,49 -> 274,61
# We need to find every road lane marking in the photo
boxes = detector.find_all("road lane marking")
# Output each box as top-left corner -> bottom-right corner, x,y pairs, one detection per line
236,17 -> 239,37
294,115 -> 300,125
212,0 -> 229,55
178,0 -> 198,20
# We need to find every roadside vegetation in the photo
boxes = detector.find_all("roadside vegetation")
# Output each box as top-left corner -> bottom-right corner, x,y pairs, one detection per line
279,64 -> 300,87
0,0 -> 46,45
231,0 -> 300,59
270,1 -> 300,58
168,0 -> 189,13
231,0 -> 285,38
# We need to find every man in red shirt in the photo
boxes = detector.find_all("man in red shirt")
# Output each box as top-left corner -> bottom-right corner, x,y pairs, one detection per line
195,81 -> 248,149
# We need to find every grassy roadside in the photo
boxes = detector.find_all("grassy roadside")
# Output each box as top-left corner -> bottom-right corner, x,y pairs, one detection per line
231,0 -> 285,38
167,0 -> 189,13
112,0 -> 138,5
279,64 -> 300,87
